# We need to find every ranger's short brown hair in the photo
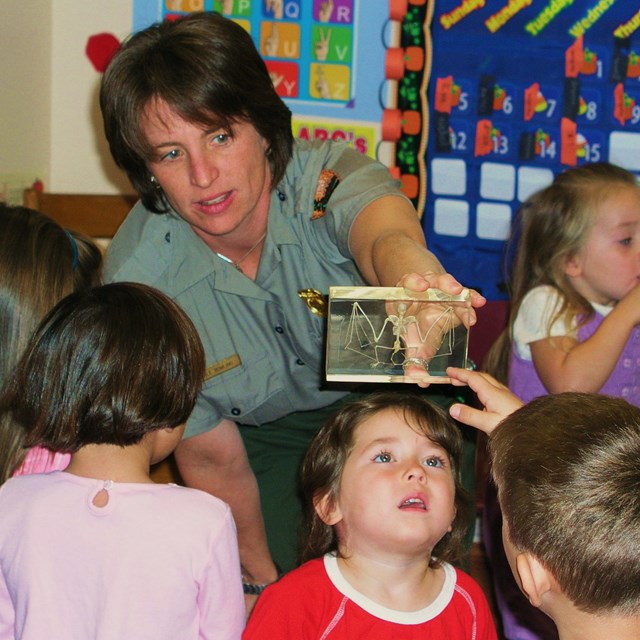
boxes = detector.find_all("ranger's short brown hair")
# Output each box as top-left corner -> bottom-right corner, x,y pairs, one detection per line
100,11 -> 293,213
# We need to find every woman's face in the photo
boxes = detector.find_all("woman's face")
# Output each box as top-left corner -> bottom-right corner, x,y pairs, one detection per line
140,98 -> 272,249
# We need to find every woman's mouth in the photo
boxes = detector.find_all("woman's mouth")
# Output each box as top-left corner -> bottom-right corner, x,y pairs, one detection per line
200,192 -> 230,207
196,191 -> 234,214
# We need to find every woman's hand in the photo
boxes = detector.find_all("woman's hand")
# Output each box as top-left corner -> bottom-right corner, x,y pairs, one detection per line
399,271 -> 486,315
447,367 -> 524,435
390,272 -> 483,385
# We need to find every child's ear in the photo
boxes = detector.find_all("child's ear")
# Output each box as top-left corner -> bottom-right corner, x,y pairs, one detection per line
515,552 -> 552,608
564,253 -> 583,278
313,492 -> 342,526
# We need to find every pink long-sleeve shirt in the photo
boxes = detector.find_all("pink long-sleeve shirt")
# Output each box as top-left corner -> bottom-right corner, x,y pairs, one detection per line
0,472 -> 245,639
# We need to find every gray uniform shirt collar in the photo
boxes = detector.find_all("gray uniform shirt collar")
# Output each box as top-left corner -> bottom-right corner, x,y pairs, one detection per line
165,186 -> 298,297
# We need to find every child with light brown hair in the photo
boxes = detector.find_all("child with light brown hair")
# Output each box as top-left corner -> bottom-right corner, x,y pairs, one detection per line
448,367 -> 640,640
0,203 -> 102,482
487,161 -> 640,405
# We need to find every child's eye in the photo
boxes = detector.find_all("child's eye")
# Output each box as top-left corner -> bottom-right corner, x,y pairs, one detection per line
373,451 -> 392,463
424,456 -> 446,468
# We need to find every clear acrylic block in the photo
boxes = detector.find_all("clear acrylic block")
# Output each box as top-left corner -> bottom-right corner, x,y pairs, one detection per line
326,286 -> 471,384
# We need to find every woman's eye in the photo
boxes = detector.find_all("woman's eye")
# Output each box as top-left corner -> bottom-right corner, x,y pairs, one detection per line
620,237 -> 632,247
160,149 -> 181,161
373,452 -> 392,463
212,133 -> 230,144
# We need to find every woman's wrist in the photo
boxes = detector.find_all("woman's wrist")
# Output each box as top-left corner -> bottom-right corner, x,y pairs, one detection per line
241,564 -> 282,595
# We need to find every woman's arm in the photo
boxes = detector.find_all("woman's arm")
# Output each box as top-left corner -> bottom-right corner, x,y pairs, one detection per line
347,194 -> 486,309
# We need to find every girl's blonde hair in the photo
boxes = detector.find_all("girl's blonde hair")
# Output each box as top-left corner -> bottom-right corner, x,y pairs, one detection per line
0,205 -> 102,482
486,162 -> 640,383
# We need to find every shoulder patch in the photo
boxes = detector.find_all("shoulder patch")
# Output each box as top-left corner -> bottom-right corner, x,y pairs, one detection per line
312,169 -> 341,220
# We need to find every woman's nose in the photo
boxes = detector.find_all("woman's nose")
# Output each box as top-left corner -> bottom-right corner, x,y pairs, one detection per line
189,153 -> 218,188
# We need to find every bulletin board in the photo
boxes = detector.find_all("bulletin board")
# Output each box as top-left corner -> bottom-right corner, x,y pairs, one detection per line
424,2 -> 640,300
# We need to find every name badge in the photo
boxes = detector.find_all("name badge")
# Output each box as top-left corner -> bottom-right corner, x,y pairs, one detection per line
204,354 -> 242,381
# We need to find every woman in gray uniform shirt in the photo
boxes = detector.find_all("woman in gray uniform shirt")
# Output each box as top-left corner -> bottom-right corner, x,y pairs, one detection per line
100,11 -> 484,606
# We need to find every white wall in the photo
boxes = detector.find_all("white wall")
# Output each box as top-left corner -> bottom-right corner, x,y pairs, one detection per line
1,1 -> 52,191
50,0 -> 134,194
1,0 -> 135,198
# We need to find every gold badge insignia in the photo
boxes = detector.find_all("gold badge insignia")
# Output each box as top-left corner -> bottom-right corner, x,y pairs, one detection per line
298,288 -> 327,317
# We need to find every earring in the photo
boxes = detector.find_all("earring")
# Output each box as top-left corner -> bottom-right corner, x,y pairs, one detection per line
150,176 -> 161,189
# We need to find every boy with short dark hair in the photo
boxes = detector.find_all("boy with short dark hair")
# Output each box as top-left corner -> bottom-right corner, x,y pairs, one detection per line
447,368 -> 640,640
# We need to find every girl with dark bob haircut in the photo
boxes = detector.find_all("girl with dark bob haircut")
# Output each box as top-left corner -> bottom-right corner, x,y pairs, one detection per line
0,283 -> 245,638
2,282 -> 204,448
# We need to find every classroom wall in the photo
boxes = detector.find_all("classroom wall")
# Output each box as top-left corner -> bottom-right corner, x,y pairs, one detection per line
1,1 -> 52,200
0,0 -> 135,201
50,0 -> 133,194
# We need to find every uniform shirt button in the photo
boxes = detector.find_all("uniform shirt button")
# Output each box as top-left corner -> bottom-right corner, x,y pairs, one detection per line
275,325 -> 284,334
231,408 -> 241,416
277,191 -> 286,201
296,359 -> 305,366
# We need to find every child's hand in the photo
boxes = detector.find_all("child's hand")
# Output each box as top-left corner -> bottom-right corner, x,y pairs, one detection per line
446,367 -> 524,434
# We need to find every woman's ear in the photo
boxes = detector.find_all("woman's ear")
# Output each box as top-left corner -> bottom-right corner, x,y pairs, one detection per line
515,552 -> 552,608
313,492 -> 342,526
